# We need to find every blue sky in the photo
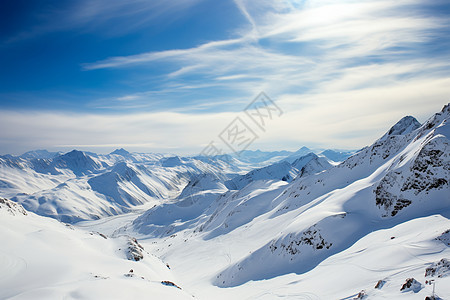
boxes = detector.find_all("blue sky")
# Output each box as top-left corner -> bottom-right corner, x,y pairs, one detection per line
0,0 -> 449,155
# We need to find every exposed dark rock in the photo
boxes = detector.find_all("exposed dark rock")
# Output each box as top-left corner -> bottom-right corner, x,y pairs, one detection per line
161,280 -> 182,289
400,278 -> 422,293
269,225 -> 332,256
375,279 -> 386,289
425,258 -> 450,278
391,199 -> 412,216
374,128 -> 449,218
126,237 -> 144,261
0,198 -> 27,216
436,229 -> 450,246
375,181 -> 412,217
401,146 -> 449,195
89,231 -> 108,239
354,290 -> 366,299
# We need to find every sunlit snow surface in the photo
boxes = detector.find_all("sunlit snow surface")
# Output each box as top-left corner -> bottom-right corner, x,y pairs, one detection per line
0,105 -> 449,299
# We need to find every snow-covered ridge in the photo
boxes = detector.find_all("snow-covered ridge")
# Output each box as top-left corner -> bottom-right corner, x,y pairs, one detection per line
379,115 -> 421,141
0,197 -> 193,299
225,153 -> 333,190
208,105 -> 449,288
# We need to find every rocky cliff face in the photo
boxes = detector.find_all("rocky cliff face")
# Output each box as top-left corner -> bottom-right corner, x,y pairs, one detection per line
375,105 -> 449,218
0,198 -> 27,216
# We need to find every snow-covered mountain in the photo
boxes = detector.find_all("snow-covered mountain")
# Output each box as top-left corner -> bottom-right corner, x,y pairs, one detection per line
282,146 -> 314,163
0,150 -> 247,222
0,105 -> 449,299
128,104 -> 449,299
211,105 -> 449,288
20,149 -> 63,160
51,150 -> 104,175
110,148 -> 131,156
230,146 -> 353,166
319,149 -> 355,162
233,149 -> 293,165
225,160 -> 295,190
225,152 -> 333,190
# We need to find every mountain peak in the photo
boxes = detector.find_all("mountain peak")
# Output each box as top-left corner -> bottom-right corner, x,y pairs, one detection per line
380,116 -> 421,141
63,149 -> 86,158
319,149 -> 354,162
110,148 -> 130,156
294,146 -> 311,153
160,156 -> 184,167
20,149 -> 61,160
441,103 -> 450,114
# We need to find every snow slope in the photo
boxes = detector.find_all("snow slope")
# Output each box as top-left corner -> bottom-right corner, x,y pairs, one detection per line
132,173 -> 228,237
128,214 -> 450,300
0,198 -> 192,300
124,104 -> 449,299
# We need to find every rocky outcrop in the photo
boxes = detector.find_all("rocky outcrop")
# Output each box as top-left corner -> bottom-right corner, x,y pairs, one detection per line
436,229 -> 450,246
425,259 -> 450,278
0,198 -> 27,216
375,173 -> 412,217
375,279 -> 386,289
269,225 -> 332,256
126,237 -> 144,261
161,280 -> 182,289
400,278 -> 422,293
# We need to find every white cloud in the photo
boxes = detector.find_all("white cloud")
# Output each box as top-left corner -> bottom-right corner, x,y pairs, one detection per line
116,95 -> 141,101
1,76 -> 448,155
0,110 -> 232,155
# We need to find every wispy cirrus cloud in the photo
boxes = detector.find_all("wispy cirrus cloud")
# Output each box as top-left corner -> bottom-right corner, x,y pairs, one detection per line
82,38 -> 246,70
82,0 -> 449,103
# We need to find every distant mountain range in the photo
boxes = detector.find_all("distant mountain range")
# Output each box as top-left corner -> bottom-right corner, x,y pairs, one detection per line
0,140 -> 353,222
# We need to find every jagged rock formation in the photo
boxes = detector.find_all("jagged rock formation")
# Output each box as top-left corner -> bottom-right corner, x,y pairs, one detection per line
0,198 -> 27,216
437,229 -> 450,246
126,237 -> 145,261
269,225 -> 332,256
425,259 -> 450,278
400,278 -> 422,293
